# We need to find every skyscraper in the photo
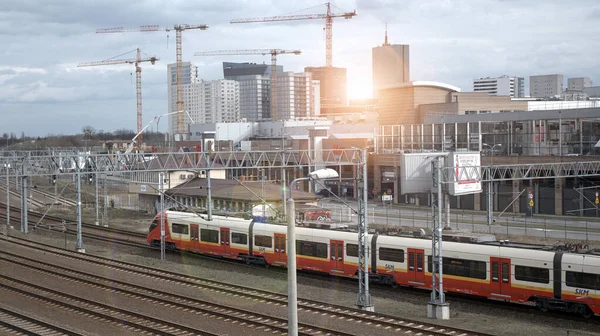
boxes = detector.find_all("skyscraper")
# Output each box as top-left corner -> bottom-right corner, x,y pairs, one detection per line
305,66 -> 347,107
167,62 -> 200,136
223,62 -> 282,79
372,26 -> 410,97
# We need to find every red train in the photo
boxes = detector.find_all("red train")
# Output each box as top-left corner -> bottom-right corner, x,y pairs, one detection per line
148,209 -> 600,318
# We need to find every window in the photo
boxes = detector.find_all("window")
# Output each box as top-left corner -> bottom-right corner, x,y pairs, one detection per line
149,219 -> 158,233
296,240 -> 328,259
346,243 -> 358,257
171,223 -> 189,235
200,229 -> 219,243
379,248 -> 404,263
492,261 -> 499,282
428,256 -> 487,280
515,265 -> 549,284
231,232 -> 247,245
566,271 -> 600,290
255,235 -> 272,248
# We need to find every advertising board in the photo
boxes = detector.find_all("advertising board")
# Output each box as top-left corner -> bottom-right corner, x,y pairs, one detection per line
446,152 -> 482,196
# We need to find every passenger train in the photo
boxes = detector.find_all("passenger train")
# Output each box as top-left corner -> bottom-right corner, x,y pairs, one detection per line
147,209 -> 600,317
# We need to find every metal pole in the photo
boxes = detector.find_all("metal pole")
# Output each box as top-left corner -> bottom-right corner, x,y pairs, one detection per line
445,193 -> 450,229
75,165 -> 85,252
286,198 -> 297,336
207,168 -> 212,221
261,169 -> 265,219
54,172 -> 58,204
159,172 -> 166,260
5,163 -> 9,235
95,172 -> 99,225
103,173 -> 108,227
487,181 -> 493,225
21,175 -> 28,234
282,151 -> 287,218
356,149 -> 373,311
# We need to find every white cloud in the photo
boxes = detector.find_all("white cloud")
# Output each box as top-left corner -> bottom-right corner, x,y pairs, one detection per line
0,0 -> 599,135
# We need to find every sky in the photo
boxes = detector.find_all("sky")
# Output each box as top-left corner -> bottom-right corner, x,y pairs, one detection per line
0,0 -> 598,137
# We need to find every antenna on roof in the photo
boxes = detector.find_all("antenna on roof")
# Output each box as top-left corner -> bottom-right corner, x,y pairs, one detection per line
383,22 -> 389,46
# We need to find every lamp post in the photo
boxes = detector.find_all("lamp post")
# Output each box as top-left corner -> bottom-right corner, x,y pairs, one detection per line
482,143 -> 502,225
288,168 -> 339,336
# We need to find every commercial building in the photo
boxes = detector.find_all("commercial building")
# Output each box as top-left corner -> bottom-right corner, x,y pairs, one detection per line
305,66 -> 347,107
530,74 -> 564,98
169,79 -> 240,127
372,38 -> 409,97
235,75 -> 270,122
167,62 -> 200,136
567,77 -> 592,91
275,71 -> 315,120
472,75 -> 524,97
377,81 -> 461,125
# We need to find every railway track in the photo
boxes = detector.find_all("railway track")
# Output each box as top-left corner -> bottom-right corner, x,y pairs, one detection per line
0,306 -> 82,336
0,183 -> 78,207
0,236 -> 491,336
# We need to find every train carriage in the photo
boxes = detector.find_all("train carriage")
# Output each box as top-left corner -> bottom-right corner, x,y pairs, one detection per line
147,209 -> 600,318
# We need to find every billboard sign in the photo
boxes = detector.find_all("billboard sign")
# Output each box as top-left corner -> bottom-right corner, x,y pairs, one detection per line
446,152 -> 482,196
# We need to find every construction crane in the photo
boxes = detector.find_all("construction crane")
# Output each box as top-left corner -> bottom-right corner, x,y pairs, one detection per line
78,48 -> 158,143
194,49 -> 301,121
231,3 -> 356,68
96,24 -> 209,139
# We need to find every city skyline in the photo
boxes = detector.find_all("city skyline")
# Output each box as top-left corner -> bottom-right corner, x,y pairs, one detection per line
1,0 -> 599,136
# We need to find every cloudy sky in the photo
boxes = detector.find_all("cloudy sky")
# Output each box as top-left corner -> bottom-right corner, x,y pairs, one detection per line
1,0 -> 598,136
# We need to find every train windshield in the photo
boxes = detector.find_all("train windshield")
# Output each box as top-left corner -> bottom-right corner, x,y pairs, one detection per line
149,219 -> 158,233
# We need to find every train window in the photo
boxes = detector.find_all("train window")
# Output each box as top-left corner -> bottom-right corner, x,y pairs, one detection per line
346,244 -> 358,257
492,262 -> 499,282
149,220 -> 158,233
296,240 -> 328,259
566,271 -> 600,290
231,232 -> 248,245
379,248 -> 404,263
255,235 -> 272,248
200,229 -> 219,243
171,223 -> 189,235
515,265 -> 549,284
428,256 -> 487,280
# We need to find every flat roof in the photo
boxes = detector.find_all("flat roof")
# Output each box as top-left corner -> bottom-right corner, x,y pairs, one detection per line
380,81 -> 461,93
424,107 -> 600,124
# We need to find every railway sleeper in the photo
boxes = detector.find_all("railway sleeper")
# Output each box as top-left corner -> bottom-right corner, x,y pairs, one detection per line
534,297 -> 592,318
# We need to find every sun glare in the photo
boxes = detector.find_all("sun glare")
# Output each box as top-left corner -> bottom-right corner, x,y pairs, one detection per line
347,78 -> 373,100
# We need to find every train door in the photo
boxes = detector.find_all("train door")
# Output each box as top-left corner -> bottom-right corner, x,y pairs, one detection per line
407,248 -> 425,285
330,240 -> 344,274
490,257 -> 511,298
220,228 -> 230,256
274,233 -> 287,265
190,224 -> 199,251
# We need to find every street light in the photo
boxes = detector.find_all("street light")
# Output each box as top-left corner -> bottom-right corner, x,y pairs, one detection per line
287,168 -> 339,336
482,143 -> 502,166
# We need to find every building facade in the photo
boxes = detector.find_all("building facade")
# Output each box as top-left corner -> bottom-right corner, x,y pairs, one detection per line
223,62 -> 283,79
372,44 -> 410,97
167,62 -> 200,136
169,79 -> 240,127
473,75 -> 524,97
530,74 -> 564,98
235,75 -> 270,122
275,72 -> 317,120
567,77 -> 592,91
305,66 -> 347,107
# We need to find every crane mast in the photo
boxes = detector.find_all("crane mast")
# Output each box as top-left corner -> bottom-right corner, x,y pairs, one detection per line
96,24 -> 208,140
194,49 -> 301,121
78,48 -> 158,144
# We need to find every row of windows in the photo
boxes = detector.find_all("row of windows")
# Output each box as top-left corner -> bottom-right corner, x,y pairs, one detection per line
428,256 -> 487,280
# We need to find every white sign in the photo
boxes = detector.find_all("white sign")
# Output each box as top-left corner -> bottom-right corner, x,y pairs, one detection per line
140,184 -> 147,192
596,192 -> 599,197
382,195 -> 393,201
529,193 -> 534,199
447,152 -> 482,196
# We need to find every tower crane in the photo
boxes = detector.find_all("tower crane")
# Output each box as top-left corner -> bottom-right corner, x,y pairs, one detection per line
78,48 -> 158,143
96,24 -> 209,139
194,49 -> 301,121
231,3 -> 356,68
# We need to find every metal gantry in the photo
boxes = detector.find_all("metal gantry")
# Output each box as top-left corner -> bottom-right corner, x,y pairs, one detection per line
428,157 -> 448,319
355,149 -> 373,311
